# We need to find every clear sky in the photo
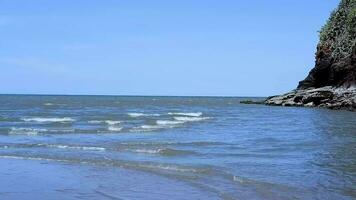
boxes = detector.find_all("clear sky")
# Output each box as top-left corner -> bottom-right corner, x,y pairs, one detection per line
0,0 -> 340,96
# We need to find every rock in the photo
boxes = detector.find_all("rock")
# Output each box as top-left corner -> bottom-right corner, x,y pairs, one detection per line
266,0 -> 356,111
305,102 -> 315,107
240,100 -> 264,105
266,86 -> 356,111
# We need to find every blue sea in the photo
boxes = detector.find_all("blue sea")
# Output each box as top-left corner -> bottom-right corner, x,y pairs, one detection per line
0,95 -> 355,200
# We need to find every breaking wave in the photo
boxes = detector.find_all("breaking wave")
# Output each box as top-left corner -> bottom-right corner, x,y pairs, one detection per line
168,112 -> 203,117
9,127 -> 47,135
156,120 -> 184,125
22,117 -> 75,123
88,120 -> 121,125
128,148 -> 196,156
108,126 -> 123,132
44,144 -> 106,151
173,116 -> 210,122
128,113 -> 160,117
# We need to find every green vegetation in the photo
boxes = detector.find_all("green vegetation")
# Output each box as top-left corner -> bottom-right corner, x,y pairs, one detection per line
319,0 -> 356,60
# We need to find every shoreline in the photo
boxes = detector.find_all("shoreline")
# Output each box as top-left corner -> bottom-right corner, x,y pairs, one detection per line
0,158 -> 218,200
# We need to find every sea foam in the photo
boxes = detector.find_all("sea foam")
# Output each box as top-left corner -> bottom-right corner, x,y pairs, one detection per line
45,144 -> 106,151
9,127 -> 47,135
156,120 -> 184,125
168,112 -> 203,117
22,117 -> 75,123
108,126 -> 123,132
88,120 -> 121,125
173,116 -> 210,122
128,113 -> 160,117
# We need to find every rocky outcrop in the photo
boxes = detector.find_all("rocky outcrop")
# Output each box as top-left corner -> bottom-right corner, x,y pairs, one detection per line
266,0 -> 356,111
266,86 -> 356,111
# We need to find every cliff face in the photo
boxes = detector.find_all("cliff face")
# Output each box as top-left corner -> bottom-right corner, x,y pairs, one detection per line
266,0 -> 356,111
299,0 -> 356,89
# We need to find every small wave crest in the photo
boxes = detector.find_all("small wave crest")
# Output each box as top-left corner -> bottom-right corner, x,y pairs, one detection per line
140,125 -> 166,131
128,113 -> 160,117
156,120 -> 184,125
9,127 -> 47,135
131,123 -> 179,132
129,148 -> 164,154
139,163 -> 205,173
168,112 -> 203,117
128,148 -> 195,156
108,126 -> 123,132
88,120 -> 121,125
173,116 -> 210,122
44,144 -> 106,151
22,117 -> 75,123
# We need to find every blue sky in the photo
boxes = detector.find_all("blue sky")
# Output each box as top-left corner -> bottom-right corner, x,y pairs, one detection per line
0,0 -> 340,96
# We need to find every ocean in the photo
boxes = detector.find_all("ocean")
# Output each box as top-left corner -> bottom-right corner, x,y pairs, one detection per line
0,95 -> 355,200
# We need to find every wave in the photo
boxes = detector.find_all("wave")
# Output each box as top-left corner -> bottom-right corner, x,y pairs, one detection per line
22,117 -> 75,123
0,155 -> 59,162
88,120 -> 121,125
128,113 -> 160,117
9,127 -> 47,135
156,120 -> 184,125
173,116 -> 210,122
47,129 -> 75,133
168,112 -> 203,117
135,122 -> 183,131
0,155 -> 205,174
128,148 -> 196,156
45,144 -> 106,151
44,103 -> 54,106
88,120 -> 102,124
129,148 -> 164,154
108,126 -> 123,132
140,125 -> 165,130
105,120 -> 121,125
139,163 -> 204,173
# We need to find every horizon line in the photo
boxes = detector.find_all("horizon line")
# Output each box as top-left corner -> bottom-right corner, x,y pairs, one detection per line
0,93 -> 266,98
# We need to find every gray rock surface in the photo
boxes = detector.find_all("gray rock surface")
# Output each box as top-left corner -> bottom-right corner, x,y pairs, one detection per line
265,86 -> 356,111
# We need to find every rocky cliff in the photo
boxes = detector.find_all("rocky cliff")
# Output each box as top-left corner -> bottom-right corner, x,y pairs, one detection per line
266,0 -> 356,111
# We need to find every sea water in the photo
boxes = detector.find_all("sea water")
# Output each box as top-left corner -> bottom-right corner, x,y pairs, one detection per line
0,95 -> 355,200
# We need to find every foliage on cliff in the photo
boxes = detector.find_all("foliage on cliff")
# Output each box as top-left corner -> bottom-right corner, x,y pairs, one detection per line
319,0 -> 356,60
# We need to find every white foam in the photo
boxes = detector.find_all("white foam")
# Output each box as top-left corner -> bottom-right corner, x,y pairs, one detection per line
140,125 -> 162,130
130,148 -> 163,154
0,155 -> 69,163
143,164 -> 199,173
0,155 -> 52,161
108,126 -> 123,132
44,103 -> 54,106
105,120 -> 121,125
88,120 -> 121,125
173,116 -> 210,122
46,144 -> 106,151
168,112 -> 203,117
156,120 -> 184,125
128,113 -> 160,117
88,120 -> 102,124
9,127 -> 47,135
22,117 -> 75,123
130,125 -> 164,132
